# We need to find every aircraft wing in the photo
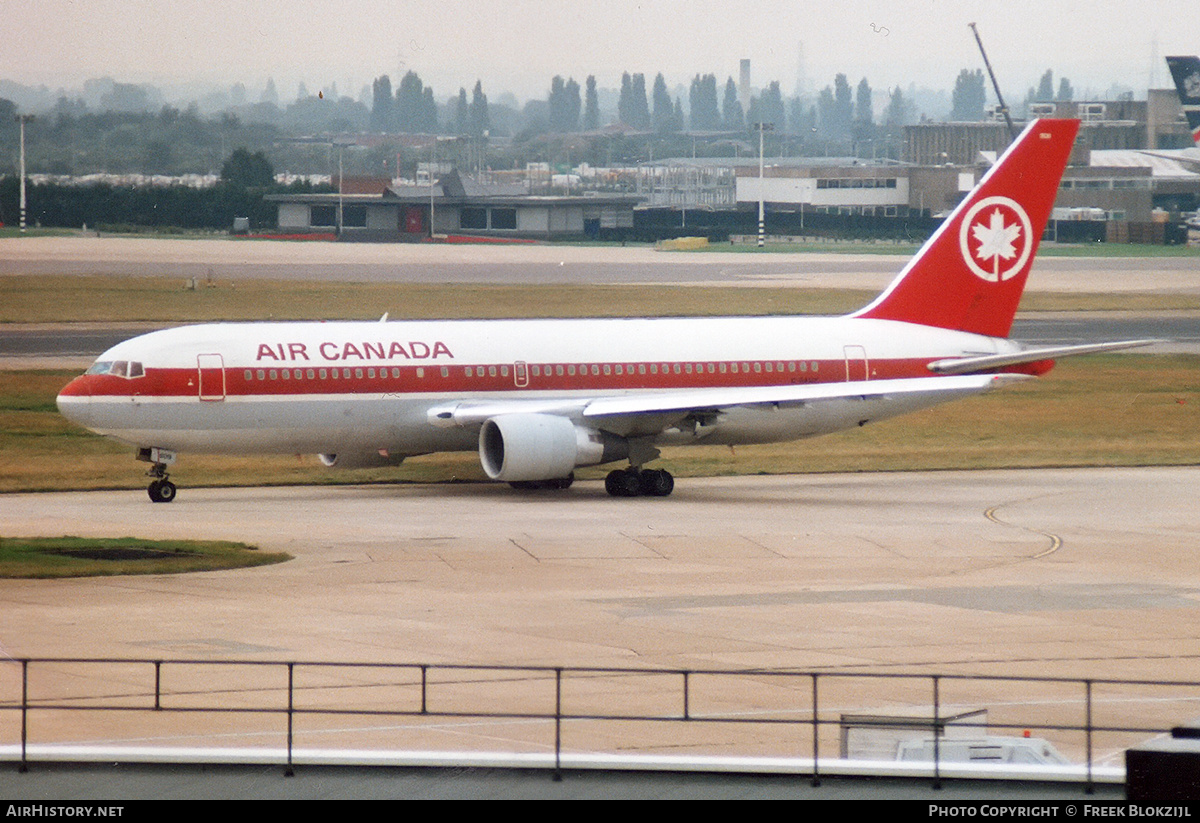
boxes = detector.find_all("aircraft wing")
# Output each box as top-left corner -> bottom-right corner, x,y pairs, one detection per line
581,374 -> 1022,419
429,374 -> 1025,434
927,340 -> 1160,375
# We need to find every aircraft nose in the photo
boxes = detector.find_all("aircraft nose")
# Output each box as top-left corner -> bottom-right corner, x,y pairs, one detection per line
56,376 -> 93,428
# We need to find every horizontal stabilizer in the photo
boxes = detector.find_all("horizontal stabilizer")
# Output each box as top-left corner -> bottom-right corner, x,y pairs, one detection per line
927,340 -> 1161,375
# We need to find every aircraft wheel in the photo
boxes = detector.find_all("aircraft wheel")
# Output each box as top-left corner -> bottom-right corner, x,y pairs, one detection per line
148,479 -> 177,503
639,469 -> 674,497
605,469 -> 641,498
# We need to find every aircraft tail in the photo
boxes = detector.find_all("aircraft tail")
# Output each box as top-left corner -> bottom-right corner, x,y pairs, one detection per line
1166,57 -> 1200,145
852,118 -> 1079,338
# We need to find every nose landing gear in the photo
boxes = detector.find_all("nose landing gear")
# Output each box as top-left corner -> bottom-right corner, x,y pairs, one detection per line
138,447 -> 178,503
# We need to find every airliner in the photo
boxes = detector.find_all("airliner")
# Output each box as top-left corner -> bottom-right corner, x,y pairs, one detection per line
57,119 -> 1150,502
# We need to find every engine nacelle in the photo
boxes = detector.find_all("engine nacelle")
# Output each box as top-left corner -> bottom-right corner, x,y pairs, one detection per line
478,414 -> 627,482
317,451 -> 406,470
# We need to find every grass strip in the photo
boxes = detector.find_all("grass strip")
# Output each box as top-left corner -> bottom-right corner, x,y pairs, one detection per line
0,535 -> 290,578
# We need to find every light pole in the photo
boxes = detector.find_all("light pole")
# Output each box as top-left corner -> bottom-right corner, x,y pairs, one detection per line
755,122 -> 774,248
16,114 -> 34,233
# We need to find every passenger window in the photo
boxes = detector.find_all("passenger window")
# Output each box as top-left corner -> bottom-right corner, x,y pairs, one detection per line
441,367 -> 449,377
257,369 -> 266,380
367,368 -> 375,378
244,370 -> 253,381
417,367 -> 425,378
269,370 -> 277,380
319,369 -> 327,379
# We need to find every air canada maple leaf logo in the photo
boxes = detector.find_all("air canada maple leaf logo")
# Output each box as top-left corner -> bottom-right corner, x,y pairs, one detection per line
958,196 -> 1034,282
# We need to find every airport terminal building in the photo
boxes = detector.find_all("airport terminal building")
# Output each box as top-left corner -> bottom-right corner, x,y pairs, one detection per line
267,170 -> 640,242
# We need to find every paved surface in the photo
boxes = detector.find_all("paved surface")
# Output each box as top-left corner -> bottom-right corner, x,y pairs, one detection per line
3,469 -> 1198,677
2,235 -> 1199,293
2,467 -> 1194,797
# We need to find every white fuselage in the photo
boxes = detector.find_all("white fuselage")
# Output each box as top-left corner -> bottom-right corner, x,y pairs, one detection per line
57,315 -> 1015,460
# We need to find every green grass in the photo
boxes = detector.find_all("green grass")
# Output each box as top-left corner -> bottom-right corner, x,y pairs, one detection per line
4,275 -> 1200,323
0,535 -> 290,578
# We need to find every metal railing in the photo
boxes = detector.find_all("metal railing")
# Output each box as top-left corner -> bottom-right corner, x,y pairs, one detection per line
4,658 -> 1195,789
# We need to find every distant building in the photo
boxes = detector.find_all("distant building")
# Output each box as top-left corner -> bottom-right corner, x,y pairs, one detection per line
267,170 -> 642,241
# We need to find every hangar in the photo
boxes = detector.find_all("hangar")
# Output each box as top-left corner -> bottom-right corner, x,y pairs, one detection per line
267,170 -> 641,242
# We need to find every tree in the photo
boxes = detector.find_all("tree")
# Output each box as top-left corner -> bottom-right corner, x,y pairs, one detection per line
722,77 -> 744,131
583,75 -> 599,131
548,75 -> 581,132
396,71 -> 437,133
453,88 -> 469,134
689,73 -> 721,131
854,77 -> 874,140
1036,69 -> 1054,101
617,73 -> 650,130
882,86 -> 915,129
652,73 -> 674,133
221,148 -> 273,188
469,80 -> 490,137
834,74 -> 853,136
370,75 -> 394,132
950,69 -> 986,120
1057,77 -> 1074,102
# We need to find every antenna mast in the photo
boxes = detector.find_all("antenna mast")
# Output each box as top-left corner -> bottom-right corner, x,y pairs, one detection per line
969,22 -> 1017,140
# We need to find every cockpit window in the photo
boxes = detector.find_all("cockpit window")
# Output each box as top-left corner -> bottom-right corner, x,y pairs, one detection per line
84,361 -> 145,378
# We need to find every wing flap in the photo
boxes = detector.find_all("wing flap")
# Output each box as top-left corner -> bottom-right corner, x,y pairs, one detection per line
582,374 -> 1026,419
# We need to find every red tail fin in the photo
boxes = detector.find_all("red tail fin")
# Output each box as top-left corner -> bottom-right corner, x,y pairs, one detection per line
853,119 -> 1079,338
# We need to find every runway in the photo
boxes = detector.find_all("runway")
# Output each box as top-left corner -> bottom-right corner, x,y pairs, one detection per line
3,468 -> 1199,681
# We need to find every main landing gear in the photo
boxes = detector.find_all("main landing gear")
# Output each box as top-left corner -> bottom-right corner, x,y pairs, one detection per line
604,467 -> 674,498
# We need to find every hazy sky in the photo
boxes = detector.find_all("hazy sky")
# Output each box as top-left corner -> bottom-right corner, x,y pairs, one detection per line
3,0 -> 1198,103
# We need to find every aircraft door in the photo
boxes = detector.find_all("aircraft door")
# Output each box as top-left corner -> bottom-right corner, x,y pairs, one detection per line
514,361 -> 529,388
843,345 -> 869,382
197,353 -> 226,401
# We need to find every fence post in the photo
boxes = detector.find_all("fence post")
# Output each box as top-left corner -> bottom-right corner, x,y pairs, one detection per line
811,673 -> 820,787
553,668 -> 563,782
932,675 -> 942,791
285,662 -> 294,777
19,659 -> 28,773
1085,679 -> 1094,795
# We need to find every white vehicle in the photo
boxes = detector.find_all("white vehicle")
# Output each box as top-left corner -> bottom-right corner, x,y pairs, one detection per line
895,736 -> 1070,765
57,120 -> 1150,502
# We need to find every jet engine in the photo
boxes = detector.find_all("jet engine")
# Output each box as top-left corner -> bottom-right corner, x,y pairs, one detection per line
317,451 -> 406,470
478,413 -> 627,482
